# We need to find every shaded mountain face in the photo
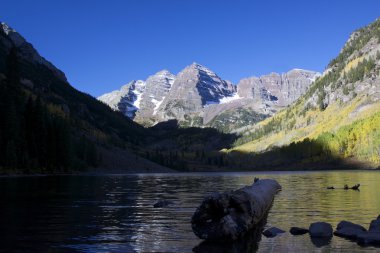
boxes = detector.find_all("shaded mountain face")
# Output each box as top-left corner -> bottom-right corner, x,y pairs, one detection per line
0,22 -> 66,82
0,22 -> 173,173
99,63 -> 319,131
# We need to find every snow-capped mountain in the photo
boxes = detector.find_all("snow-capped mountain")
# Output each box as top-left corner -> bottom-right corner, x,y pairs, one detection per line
98,63 -> 320,131
155,63 -> 237,122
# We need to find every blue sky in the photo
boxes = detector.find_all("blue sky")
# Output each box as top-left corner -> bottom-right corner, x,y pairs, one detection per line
2,1 -> 380,97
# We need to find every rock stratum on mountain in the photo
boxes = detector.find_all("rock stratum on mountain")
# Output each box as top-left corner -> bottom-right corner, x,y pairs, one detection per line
99,63 -> 320,132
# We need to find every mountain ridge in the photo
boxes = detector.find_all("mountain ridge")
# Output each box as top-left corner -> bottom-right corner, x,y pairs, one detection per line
98,63 -> 320,131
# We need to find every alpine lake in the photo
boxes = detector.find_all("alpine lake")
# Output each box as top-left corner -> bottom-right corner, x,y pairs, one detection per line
1,170 -> 380,252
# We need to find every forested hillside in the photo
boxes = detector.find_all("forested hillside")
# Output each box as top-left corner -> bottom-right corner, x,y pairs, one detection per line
0,23 -> 163,173
230,18 -> 380,169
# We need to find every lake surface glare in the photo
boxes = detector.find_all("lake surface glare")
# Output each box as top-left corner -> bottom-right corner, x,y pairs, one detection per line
1,171 -> 380,252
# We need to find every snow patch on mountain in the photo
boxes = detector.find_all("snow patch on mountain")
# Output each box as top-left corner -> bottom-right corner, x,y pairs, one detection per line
152,97 -> 165,115
219,92 -> 243,104
97,80 -> 146,117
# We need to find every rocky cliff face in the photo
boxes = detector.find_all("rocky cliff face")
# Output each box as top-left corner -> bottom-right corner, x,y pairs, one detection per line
237,69 -> 320,107
99,63 -> 319,131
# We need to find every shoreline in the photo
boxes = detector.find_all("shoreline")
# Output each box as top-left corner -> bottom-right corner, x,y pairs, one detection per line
1,167 -> 379,177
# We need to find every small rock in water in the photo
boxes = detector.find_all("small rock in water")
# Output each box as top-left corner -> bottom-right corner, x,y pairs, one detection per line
262,227 -> 285,237
351,184 -> 360,190
326,186 -> 335,189
334,221 -> 367,240
290,227 -> 309,235
336,221 -> 366,232
309,222 -> 333,238
153,200 -> 173,208
334,227 -> 366,240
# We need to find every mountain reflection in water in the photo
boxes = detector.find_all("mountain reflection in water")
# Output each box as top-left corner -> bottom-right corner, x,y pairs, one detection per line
0,171 -> 380,253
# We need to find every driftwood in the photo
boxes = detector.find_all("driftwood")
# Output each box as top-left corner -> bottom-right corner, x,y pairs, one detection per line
191,179 -> 281,241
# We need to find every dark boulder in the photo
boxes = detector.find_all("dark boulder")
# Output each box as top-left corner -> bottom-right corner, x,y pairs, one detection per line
309,222 -> 333,238
290,227 -> 309,235
262,227 -> 285,237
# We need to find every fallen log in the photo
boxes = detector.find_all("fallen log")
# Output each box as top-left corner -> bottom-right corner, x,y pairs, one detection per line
191,179 -> 281,241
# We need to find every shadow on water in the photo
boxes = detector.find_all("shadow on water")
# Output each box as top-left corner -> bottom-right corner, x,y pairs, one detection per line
193,215 -> 268,253
310,236 -> 333,248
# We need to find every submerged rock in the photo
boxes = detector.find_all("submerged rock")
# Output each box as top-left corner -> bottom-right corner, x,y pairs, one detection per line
153,200 -> 173,208
309,222 -> 333,238
311,237 -> 332,248
262,227 -> 285,237
357,232 -> 380,246
290,227 -> 309,235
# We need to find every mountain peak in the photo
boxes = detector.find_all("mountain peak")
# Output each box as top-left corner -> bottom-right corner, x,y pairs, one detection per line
185,62 -> 218,77
153,69 -> 175,78
189,62 -> 208,69
0,22 -> 15,35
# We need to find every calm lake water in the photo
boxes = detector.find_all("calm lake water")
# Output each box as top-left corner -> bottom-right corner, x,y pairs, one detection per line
1,171 -> 380,253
